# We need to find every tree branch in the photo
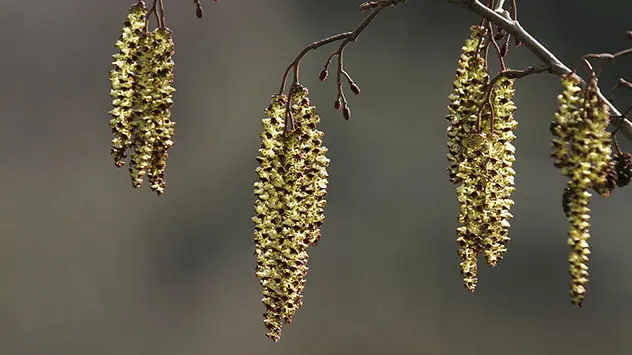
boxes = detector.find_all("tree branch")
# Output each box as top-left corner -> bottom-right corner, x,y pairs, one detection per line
445,0 -> 632,140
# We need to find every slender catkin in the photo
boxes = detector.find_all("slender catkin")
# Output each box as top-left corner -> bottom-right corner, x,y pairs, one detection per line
127,28 -> 176,195
147,28 -> 176,195
253,86 -> 329,342
481,77 -> 517,267
129,31 -> 157,188
447,25 -> 489,292
551,74 -> 612,306
448,25 -> 518,290
109,2 -> 147,167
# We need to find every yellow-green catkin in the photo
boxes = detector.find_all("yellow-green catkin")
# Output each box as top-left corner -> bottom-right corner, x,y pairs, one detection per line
448,26 -> 518,291
481,78 -> 517,267
109,2 -> 147,167
551,74 -> 612,306
447,26 -> 488,292
128,28 -> 176,195
253,85 -> 329,342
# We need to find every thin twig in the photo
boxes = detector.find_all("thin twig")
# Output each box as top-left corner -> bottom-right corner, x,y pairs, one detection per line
157,0 -> 166,28
444,0 -> 632,140
486,20 -> 506,70
279,0 -> 403,130
279,0 -> 396,94
613,133 -> 623,155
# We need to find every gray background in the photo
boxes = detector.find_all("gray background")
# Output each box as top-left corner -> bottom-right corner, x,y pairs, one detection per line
1,0 -> 632,354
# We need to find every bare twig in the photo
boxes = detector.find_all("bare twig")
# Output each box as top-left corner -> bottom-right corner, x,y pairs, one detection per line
445,0 -> 632,140
146,0 -> 166,29
279,0 -> 404,130
486,20 -> 506,69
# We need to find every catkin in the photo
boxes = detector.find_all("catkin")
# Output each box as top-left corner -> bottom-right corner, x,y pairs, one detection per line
551,74 -> 612,306
447,26 -> 489,292
448,26 -> 518,291
109,3 -> 177,195
109,2 -> 147,167
253,85 -> 329,342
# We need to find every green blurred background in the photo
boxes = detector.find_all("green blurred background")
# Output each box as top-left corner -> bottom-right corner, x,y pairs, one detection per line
1,0 -> 632,354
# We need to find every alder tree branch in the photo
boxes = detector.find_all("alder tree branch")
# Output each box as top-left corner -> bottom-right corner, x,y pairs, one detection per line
445,0 -> 632,140
279,0 -> 406,130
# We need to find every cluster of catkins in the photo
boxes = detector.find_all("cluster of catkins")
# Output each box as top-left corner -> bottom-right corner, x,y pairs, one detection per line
446,25 -> 518,292
252,85 -> 330,342
550,74 -> 632,306
109,2 -> 176,195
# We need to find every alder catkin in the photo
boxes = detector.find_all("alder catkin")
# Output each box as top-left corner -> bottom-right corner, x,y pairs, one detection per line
551,74 -> 612,306
481,77 -> 517,267
447,26 -> 488,291
109,3 -> 147,167
129,31 -> 157,189
253,85 -> 329,342
126,28 -> 177,194
448,26 -> 518,289
147,28 -> 177,196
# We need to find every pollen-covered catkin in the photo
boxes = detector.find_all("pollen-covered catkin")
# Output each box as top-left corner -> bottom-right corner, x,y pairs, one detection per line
551,74 -> 612,306
109,2 -> 147,167
448,25 -> 518,290
127,28 -> 176,195
447,26 -> 489,292
481,77 -> 517,267
253,85 -> 329,342
147,28 -> 176,196
129,31 -> 157,189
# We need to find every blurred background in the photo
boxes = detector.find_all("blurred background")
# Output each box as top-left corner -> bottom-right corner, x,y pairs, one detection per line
1,0 -> 632,354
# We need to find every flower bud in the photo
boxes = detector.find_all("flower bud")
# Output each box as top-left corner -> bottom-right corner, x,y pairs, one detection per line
334,98 -> 342,111
343,106 -> 351,120
350,82 -> 361,95
318,69 -> 328,81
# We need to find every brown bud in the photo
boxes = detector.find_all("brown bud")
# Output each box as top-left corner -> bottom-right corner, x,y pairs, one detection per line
196,5 -> 204,18
493,31 -> 505,41
319,69 -> 328,81
334,98 -> 342,110
343,106 -> 351,120
350,83 -> 361,95
514,38 -> 522,47
627,31 -> 632,41
360,2 -> 377,11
